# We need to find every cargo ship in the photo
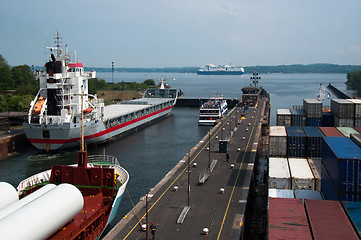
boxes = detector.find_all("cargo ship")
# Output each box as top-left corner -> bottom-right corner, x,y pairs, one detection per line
198,95 -> 228,125
24,32 -> 179,151
1,106 -> 129,239
196,64 -> 245,75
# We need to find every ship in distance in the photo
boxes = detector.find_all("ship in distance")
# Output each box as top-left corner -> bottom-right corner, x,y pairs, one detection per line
198,95 -> 228,125
196,64 -> 245,75
23,32 -> 179,151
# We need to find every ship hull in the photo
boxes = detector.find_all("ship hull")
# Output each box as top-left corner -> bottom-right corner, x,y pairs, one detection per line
24,105 -> 174,150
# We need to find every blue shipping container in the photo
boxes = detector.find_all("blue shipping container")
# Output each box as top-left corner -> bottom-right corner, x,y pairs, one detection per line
342,201 -> 361,237
322,163 -> 361,201
291,108 -> 305,126
286,126 -> 306,157
322,137 -> 361,194
303,126 -> 324,158
307,117 -> 322,127
322,112 -> 334,127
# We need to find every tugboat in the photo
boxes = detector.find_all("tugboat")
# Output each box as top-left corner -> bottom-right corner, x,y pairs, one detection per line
0,85 -> 129,239
24,32 -> 179,151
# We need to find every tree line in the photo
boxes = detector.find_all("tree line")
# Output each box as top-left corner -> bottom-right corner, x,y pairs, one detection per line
346,70 -> 361,94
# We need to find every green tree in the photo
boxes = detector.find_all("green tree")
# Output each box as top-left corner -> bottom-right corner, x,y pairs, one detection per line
144,79 -> 155,86
0,54 -> 13,92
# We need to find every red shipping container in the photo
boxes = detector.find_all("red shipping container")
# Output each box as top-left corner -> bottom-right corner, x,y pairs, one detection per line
319,127 -> 344,137
268,198 -> 312,240
305,199 -> 359,240
354,127 -> 361,134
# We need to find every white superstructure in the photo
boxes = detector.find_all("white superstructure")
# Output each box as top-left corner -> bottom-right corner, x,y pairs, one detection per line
198,95 -> 228,125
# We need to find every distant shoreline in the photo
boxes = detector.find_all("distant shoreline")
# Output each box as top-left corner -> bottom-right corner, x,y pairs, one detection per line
32,63 -> 361,74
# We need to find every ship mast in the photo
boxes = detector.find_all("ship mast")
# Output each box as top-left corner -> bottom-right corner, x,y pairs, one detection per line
54,31 -> 62,57
78,85 -> 87,168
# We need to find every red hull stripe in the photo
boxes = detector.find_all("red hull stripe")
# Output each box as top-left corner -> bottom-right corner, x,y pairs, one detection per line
28,105 -> 174,145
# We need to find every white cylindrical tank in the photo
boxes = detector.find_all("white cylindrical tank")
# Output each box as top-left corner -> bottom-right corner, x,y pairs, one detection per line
0,183 -> 84,240
0,184 -> 56,220
0,182 -> 18,211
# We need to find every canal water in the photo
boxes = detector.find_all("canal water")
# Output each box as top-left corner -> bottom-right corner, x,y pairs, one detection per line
0,73 -> 351,234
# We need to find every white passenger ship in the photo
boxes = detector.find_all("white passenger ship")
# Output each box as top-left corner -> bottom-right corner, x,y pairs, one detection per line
23,33 -> 178,151
198,95 -> 228,125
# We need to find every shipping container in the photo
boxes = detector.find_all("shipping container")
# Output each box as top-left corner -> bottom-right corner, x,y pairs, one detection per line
290,108 -> 305,126
355,118 -> 361,127
294,190 -> 323,201
288,158 -> 315,190
306,117 -> 322,127
268,157 -> 291,189
268,198 -> 312,240
334,116 -> 354,127
269,126 -> 287,157
286,126 -> 306,157
268,189 -> 294,198
308,158 -> 321,191
331,99 -> 355,118
321,163 -> 339,201
276,109 -> 291,126
305,199 -> 359,240
319,127 -> 343,137
354,127 -> 361,134
321,112 -> 334,127
350,133 -> 361,149
336,127 -> 359,138
322,137 -> 361,196
347,99 -> 361,118
342,201 -> 361,237
303,99 -> 322,118
303,127 -> 324,157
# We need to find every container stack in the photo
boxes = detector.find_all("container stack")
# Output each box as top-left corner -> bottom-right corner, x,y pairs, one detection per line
331,99 -> 354,127
268,158 -> 291,189
288,158 -> 315,190
290,108 -> 305,126
347,99 -> 361,127
303,126 -> 324,158
342,201 -> 361,236
269,126 -> 287,157
321,111 -> 334,127
303,99 -> 322,126
336,127 -> 359,138
286,126 -> 306,158
276,109 -> 291,126
307,158 -> 321,191
319,127 -> 343,137
322,137 -> 361,201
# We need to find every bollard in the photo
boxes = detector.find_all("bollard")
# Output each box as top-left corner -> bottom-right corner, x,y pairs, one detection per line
246,128 -> 249,131
220,188 -> 225,194
141,224 -> 147,231
203,228 -> 209,235
193,162 -> 197,168
206,147 -> 209,151
237,148 -> 241,152
216,136 -> 218,139
242,137 -> 245,140
173,186 -> 179,191
231,164 -> 234,169
248,123 -> 251,126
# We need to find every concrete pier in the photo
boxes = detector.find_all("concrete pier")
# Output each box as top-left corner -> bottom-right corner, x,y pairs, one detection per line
104,95 -> 269,239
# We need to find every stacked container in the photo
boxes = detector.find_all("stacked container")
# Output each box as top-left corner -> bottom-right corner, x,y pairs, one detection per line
268,189 -> 294,198
269,126 -> 287,157
276,109 -> 291,126
322,137 -> 361,201
303,126 -> 324,158
268,198 -> 312,240
347,99 -> 361,127
288,158 -> 315,190
303,99 -> 322,126
305,199 -> 359,240
336,127 -> 359,138
290,108 -> 305,126
321,111 -> 334,127
286,126 -> 306,158
342,201 -> 361,237
294,190 -> 323,201
268,158 -> 291,189
350,133 -> 361,149
308,158 -> 321,191
331,99 -> 355,127
319,127 -> 343,137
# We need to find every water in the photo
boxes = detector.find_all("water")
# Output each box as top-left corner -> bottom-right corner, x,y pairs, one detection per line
0,73 -> 350,234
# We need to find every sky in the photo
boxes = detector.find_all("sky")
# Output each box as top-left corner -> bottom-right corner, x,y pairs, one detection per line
1,0 -> 361,68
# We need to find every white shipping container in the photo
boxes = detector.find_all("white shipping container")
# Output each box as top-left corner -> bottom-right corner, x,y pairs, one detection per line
276,109 -> 292,126
294,190 -> 323,201
288,158 -> 315,190
269,158 -> 291,189
331,99 -> 354,118
269,126 -> 287,157
269,189 -> 294,198
307,158 -> 321,191
347,99 -> 361,118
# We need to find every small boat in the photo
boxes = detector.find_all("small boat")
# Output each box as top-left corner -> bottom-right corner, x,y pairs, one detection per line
198,95 -> 228,125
